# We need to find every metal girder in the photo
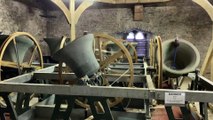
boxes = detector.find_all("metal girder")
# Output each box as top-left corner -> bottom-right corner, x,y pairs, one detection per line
0,65 -> 56,83
33,73 -> 146,83
152,89 -> 213,103
0,65 -> 213,106
0,82 -> 213,103
0,83 -> 150,99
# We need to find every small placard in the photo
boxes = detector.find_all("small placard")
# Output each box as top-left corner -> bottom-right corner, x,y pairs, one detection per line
165,92 -> 185,105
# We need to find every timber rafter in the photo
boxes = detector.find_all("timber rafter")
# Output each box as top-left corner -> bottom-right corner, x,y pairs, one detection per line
95,0 -> 170,4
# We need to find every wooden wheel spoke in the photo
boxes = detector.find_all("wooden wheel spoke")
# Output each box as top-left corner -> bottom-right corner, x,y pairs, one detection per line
28,46 -> 38,66
1,61 -> 20,69
0,32 -> 43,81
97,37 -> 104,63
100,50 -> 124,69
126,43 -> 138,63
1,61 -> 41,70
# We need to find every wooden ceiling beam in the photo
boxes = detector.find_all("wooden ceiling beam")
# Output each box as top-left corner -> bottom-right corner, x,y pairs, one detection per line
95,0 -> 170,4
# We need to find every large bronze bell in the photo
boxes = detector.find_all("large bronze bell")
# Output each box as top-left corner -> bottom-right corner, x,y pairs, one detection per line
0,35 -> 34,63
44,37 -> 69,56
53,34 -> 100,78
162,38 -> 200,77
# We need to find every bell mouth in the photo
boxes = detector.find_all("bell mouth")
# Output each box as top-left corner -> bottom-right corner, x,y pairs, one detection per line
162,39 -> 200,77
52,34 -> 100,78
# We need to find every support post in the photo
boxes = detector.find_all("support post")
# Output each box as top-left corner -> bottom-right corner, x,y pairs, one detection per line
51,95 -> 75,120
15,93 -> 31,115
165,106 -> 175,120
0,93 -> 18,120
70,0 -> 75,41
87,97 -> 114,120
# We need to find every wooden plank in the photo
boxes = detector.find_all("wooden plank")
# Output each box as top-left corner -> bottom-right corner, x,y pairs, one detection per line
95,0 -> 170,4
1,61 -> 41,69
70,0 -> 76,41
146,75 -> 155,89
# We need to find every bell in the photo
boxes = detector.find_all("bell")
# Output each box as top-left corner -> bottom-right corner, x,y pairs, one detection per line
0,35 -> 34,63
162,38 -> 200,77
53,34 -> 100,78
44,37 -> 69,56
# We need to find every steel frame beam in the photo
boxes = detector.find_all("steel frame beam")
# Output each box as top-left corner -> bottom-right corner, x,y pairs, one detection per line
0,82 -> 212,103
0,65 -> 212,103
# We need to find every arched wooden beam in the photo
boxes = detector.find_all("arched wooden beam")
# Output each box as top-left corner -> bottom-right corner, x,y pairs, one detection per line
192,0 -> 213,76
155,36 -> 163,88
70,0 -> 75,41
75,0 -> 94,24
51,0 -> 71,24
193,0 -> 213,21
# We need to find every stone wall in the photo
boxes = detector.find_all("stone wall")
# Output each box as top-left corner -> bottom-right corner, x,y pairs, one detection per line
46,0 -> 212,70
0,0 -> 47,55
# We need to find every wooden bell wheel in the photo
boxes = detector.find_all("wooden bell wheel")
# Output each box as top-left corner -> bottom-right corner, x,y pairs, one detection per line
149,39 -> 154,66
94,33 -> 135,107
0,32 -> 43,112
75,33 -> 135,109
94,33 -> 134,87
149,36 -> 163,88
126,42 -> 138,63
0,32 -> 43,80
101,39 -> 138,63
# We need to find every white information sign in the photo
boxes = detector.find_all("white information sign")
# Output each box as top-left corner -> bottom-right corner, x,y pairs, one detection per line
165,92 -> 186,105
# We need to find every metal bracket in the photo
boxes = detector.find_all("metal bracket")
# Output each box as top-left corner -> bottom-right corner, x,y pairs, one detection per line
51,95 -> 75,120
0,92 -> 18,120
87,97 -> 114,120
16,93 -> 31,115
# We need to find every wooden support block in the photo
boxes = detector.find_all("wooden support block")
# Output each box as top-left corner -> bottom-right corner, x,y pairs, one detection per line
134,5 -> 143,21
134,5 -> 143,12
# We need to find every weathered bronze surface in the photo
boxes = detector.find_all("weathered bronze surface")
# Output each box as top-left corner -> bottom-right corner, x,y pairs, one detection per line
162,38 -> 200,77
53,34 -> 100,78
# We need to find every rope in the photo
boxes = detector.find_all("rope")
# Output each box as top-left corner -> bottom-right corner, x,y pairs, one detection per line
110,69 -> 129,86
173,47 -> 177,69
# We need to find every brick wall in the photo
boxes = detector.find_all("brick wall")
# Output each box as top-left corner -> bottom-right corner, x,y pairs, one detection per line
46,1 -> 212,69
0,0 -> 47,55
